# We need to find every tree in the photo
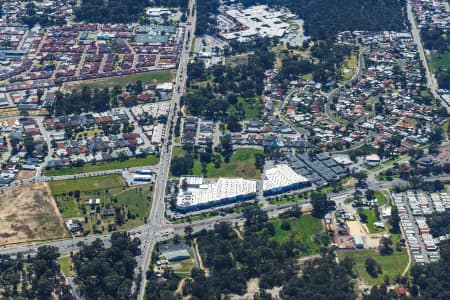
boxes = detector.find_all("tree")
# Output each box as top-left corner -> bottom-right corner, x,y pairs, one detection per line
390,206 -> 400,234
365,189 -> 375,201
365,257 -> 379,278
379,237 -> 393,256
184,225 -> 193,241
243,207 -> 268,228
281,220 -> 291,231
255,153 -> 265,172
24,136 -> 35,154
311,192 -> 330,217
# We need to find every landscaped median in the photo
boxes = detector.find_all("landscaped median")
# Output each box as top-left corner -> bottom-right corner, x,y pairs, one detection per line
44,155 -> 159,176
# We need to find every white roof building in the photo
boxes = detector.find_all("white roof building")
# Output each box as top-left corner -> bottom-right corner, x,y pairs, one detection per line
263,164 -> 309,192
176,176 -> 256,211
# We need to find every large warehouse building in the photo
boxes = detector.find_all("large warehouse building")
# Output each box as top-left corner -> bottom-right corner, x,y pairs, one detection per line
176,176 -> 257,212
175,165 -> 311,212
263,164 -> 311,196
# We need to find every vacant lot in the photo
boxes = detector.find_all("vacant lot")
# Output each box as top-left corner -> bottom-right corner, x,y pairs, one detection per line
193,148 -> 263,179
430,52 -> 450,72
337,236 -> 408,285
270,214 -> 324,255
55,185 -> 153,232
0,183 -> 67,245
64,70 -> 174,91
44,156 -> 159,176
49,174 -> 125,195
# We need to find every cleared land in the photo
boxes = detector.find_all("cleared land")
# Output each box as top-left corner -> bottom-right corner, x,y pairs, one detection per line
63,70 -> 174,90
269,214 -> 324,256
0,183 -> 67,245
192,148 -> 263,179
55,184 -> 153,232
341,51 -> 359,80
49,174 -> 125,195
337,235 -> 408,285
429,52 -> 450,72
44,156 -> 159,176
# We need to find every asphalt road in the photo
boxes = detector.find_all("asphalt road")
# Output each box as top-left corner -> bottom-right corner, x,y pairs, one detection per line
406,0 -> 448,112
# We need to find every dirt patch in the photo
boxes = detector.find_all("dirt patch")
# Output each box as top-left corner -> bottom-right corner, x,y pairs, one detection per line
344,178 -> 358,188
230,278 -> 260,300
347,221 -> 381,249
0,183 -> 68,245
16,170 -> 36,180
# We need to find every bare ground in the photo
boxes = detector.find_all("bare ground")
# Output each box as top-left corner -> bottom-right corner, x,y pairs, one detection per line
0,183 -> 68,245
16,170 -> 36,180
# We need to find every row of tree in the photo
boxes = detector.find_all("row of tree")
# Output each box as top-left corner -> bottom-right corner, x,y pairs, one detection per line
74,0 -> 149,24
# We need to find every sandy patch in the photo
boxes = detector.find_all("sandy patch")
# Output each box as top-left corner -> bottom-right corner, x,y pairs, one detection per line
230,278 -> 260,300
347,221 -> 381,249
16,170 -> 36,180
0,183 -> 68,245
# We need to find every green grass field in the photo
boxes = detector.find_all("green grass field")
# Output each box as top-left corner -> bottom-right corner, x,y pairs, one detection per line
192,148 -> 263,179
49,174 -> 125,195
227,97 -> 261,120
359,209 -> 383,233
375,191 -> 387,206
58,256 -> 75,277
65,70 -> 174,90
342,52 -> 359,80
429,52 -> 450,72
337,240 -> 408,285
44,156 -> 159,176
270,214 -> 324,255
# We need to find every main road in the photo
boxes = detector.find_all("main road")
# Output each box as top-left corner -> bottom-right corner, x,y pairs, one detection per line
136,0 -> 197,298
406,0 -> 449,112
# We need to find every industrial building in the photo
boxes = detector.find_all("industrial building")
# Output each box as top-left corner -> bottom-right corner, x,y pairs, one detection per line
263,164 -> 311,196
221,5 -> 291,41
175,164 -> 311,212
176,176 -> 257,212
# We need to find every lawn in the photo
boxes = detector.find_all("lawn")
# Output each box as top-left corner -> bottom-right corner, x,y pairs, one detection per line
429,52 -> 450,72
342,52 -> 359,81
270,214 -> 324,255
65,70 -> 174,90
192,148 -> 263,179
359,209 -> 383,233
44,156 -> 159,176
337,242 -> 408,285
171,257 -> 196,277
375,190 -> 387,206
227,97 -> 261,120
58,256 -> 75,277
49,174 -> 125,195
